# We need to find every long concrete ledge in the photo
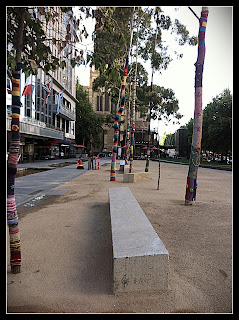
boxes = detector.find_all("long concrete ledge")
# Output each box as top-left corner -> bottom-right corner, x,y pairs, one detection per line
123,171 -> 152,183
109,187 -> 168,293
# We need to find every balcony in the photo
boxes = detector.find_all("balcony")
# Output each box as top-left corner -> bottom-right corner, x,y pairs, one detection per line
52,104 -> 76,121
7,116 -> 64,140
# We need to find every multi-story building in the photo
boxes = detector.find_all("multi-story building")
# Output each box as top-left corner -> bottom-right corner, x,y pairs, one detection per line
7,7 -> 78,162
175,128 -> 190,158
85,68 -> 118,154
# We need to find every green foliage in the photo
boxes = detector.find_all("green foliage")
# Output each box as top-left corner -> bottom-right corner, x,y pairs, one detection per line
136,7 -> 197,70
75,78 -> 105,149
92,7 -> 132,73
163,132 -> 175,146
135,76 -> 182,124
184,89 -> 232,154
202,89 -> 232,154
7,7 -> 88,75
89,6 -> 197,114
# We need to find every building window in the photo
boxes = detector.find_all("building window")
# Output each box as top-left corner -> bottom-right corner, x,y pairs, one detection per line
105,93 -> 109,111
111,101 -> 116,113
57,115 -> 60,128
25,94 -> 31,117
97,96 -> 99,111
66,120 -> 69,133
62,118 -> 65,131
97,95 -> 102,111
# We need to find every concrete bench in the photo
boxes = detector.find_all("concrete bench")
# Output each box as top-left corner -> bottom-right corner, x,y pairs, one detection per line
109,187 -> 168,293
123,171 -> 152,183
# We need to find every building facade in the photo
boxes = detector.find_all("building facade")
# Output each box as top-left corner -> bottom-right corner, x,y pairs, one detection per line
175,128 -> 190,158
85,68 -> 118,154
7,7 -> 78,162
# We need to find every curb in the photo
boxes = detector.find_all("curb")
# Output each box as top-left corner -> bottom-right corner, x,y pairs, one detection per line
152,159 -> 232,171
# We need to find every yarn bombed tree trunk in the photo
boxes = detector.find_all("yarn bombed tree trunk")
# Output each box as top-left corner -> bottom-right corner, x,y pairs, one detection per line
125,71 -> 132,165
185,7 -> 209,205
110,8 -> 134,181
129,16 -> 139,173
145,81 -> 153,172
110,57 -> 129,181
7,62 -> 22,273
7,7 -> 25,273
125,106 -> 131,165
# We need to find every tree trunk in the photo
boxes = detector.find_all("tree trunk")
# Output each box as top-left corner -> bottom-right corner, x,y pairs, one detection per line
129,13 -> 139,173
7,8 -> 25,273
157,146 -> 161,190
185,7 -> 209,205
145,28 -> 157,172
125,72 -> 131,165
110,8 -> 134,181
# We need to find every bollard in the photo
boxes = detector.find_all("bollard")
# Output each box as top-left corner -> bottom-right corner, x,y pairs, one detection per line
98,155 -> 100,170
94,156 -> 97,170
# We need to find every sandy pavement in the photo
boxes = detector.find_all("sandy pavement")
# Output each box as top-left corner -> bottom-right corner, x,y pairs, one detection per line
7,160 -> 232,313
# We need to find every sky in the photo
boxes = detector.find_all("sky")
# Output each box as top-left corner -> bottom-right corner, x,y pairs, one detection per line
73,6 -> 233,140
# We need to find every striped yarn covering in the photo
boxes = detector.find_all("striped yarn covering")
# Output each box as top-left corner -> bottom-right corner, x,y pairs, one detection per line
7,62 -> 21,268
110,57 -> 129,181
185,7 -> 208,203
125,107 -> 130,165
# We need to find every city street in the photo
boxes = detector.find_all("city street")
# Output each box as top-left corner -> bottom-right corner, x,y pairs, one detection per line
7,160 -> 232,313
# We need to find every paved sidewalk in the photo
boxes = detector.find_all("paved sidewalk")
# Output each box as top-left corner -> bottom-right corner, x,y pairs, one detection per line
7,160 -> 232,313
14,157 -> 110,207
17,156 -> 95,169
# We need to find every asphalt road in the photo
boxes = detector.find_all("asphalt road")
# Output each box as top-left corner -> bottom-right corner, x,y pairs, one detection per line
14,158 -> 110,207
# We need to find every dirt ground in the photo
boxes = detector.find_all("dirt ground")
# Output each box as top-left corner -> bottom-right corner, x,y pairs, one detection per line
7,160 -> 232,313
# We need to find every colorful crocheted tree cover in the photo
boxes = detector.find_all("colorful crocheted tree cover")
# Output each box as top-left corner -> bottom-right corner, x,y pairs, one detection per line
129,64 -> 137,173
110,57 -> 129,181
125,105 -> 131,165
185,7 -> 209,204
110,7 -> 134,181
7,62 -> 22,271
145,79 -> 153,172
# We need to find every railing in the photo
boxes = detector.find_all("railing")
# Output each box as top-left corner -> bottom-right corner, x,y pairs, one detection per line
21,116 -> 46,128
52,104 -> 76,121
7,115 -> 64,140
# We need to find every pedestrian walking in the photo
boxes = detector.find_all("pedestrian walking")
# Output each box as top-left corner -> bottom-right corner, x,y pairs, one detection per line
88,151 -> 93,170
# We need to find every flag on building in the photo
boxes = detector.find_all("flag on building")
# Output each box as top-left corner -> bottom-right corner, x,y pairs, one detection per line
22,75 -> 34,96
56,91 -> 63,115
43,77 -> 52,106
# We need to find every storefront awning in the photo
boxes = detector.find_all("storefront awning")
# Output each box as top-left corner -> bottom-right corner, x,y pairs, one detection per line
48,139 -> 73,146
73,144 -> 86,148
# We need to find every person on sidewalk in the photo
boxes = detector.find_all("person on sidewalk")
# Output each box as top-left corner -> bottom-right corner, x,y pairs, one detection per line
88,151 -> 93,170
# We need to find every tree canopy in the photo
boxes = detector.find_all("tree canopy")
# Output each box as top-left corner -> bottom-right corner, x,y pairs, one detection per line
87,6 -> 196,128
88,6 -> 197,96
201,89 -> 232,154
7,6 -> 90,74
184,89 -> 232,154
